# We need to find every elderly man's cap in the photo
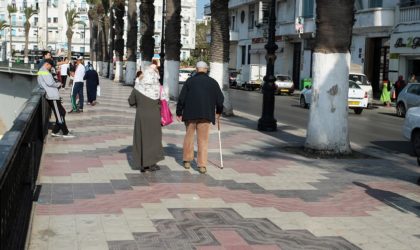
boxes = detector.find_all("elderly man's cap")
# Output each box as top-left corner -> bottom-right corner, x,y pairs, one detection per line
196,61 -> 209,69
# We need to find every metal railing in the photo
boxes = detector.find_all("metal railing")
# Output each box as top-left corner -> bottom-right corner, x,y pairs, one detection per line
400,5 -> 420,22
0,87 -> 50,250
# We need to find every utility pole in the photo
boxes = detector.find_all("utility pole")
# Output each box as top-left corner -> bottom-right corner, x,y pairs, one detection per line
258,0 -> 278,131
159,0 -> 166,84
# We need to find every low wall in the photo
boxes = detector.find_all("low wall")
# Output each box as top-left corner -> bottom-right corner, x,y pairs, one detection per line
0,69 -> 38,136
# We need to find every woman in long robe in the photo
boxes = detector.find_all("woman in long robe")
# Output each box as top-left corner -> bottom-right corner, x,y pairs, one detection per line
128,65 -> 164,172
84,65 -> 99,105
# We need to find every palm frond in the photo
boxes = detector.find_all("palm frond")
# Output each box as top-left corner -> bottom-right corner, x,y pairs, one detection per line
0,20 -> 9,31
7,4 -> 17,14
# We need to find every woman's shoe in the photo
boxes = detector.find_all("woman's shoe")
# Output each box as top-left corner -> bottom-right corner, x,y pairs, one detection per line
198,166 -> 207,174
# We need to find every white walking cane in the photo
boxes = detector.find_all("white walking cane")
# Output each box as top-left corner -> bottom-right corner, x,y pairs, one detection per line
217,117 -> 224,169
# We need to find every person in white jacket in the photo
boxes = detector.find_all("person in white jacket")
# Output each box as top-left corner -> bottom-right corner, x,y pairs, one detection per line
38,59 -> 74,138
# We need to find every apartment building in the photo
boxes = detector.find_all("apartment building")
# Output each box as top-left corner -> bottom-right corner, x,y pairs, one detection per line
0,0 -> 90,60
149,0 -> 196,61
227,0 -> 409,96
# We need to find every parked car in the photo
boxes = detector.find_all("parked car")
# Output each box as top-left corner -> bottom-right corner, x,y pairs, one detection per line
396,83 -> 420,117
299,80 -> 368,114
275,75 -> 294,95
403,107 -> 420,160
349,73 -> 373,107
179,68 -> 195,83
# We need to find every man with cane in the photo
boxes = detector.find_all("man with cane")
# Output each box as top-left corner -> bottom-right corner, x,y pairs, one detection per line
176,61 -> 224,174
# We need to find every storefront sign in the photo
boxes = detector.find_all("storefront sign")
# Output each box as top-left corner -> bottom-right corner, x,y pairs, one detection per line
252,36 -> 283,44
390,32 -> 420,54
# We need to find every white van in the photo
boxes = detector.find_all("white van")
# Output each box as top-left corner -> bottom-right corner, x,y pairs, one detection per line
349,64 -> 373,107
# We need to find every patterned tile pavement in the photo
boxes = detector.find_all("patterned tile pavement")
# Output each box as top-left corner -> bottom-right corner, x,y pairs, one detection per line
28,78 -> 420,250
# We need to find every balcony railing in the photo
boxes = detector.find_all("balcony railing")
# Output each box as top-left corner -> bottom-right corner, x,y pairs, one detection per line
399,5 -> 420,22
353,8 -> 395,32
0,85 -> 50,250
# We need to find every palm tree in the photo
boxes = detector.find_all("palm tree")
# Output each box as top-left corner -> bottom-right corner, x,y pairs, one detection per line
87,0 -> 100,66
210,0 -> 233,116
100,0 -> 110,77
125,0 -> 137,85
7,4 -> 17,61
65,8 -> 82,59
140,0 -> 155,70
164,0 -> 182,100
0,20 -> 9,40
95,3 -> 105,75
23,7 -> 37,63
113,0 -> 125,82
108,1 -> 115,79
304,0 -> 355,155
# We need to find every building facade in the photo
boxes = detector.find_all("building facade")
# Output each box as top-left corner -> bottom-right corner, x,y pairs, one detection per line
227,0 -> 417,96
0,0 -> 90,60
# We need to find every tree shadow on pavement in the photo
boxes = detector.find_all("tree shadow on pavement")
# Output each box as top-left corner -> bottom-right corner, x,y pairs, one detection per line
353,181 -> 420,217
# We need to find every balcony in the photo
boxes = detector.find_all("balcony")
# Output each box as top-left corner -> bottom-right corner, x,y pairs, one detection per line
399,5 -> 420,22
276,18 -> 315,37
353,8 -> 395,34
230,30 -> 239,41
228,0 -> 257,9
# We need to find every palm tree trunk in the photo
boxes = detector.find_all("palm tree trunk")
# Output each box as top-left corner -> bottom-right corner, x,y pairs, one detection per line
88,7 -> 98,68
108,4 -> 115,80
114,1 -> 125,82
24,22 -> 30,63
8,15 -> 12,61
102,15 -> 110,77
96,23 -> 103,76
305,0 -> 354,155
164,0 -> 181,100
140,0 -> 155,70
210,0 -> 233,116
125,0 -> 137,85
67,29 -> 73,59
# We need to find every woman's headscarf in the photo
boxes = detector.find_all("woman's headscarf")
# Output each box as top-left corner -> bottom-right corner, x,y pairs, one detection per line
135,65 -> 160,100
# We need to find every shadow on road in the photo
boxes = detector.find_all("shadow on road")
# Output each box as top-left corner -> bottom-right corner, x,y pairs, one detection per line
353,182 -> 420,217
378,112 -> 400,118
370,140 -> 413,156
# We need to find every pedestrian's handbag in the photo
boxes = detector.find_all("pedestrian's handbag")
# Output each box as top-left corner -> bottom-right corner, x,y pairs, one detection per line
391,88 -> 396,100
97,86 -> 101,97
160,86 -> 173,126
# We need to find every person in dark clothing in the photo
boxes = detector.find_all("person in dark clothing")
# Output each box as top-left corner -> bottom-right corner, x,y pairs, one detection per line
394,75 -> 407,99
176,61 -> 224,174
84,64 -> 100,105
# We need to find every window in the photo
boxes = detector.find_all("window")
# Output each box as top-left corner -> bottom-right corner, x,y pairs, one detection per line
248,5 -> 254,29
48,17 -> 51,23
241,46 -> 246,65
302,0 -> 314,18
12,16 -> 17,26
81,47 -> 85,53
247,45 -> 251,65
407,84 -> 420,95
230,16 -> 235,31
53,17 -> 58,23
0,14 -> 5,21
369,0 -> 382,8
400,0 -> 420,7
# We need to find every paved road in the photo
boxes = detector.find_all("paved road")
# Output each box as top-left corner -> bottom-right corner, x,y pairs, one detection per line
229,88 -> 413,156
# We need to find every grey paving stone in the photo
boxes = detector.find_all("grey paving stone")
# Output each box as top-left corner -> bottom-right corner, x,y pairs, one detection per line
92,183 -> 115,195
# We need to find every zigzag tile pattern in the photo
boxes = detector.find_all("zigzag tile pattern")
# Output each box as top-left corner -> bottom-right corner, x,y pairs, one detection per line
28,78 -> 420,250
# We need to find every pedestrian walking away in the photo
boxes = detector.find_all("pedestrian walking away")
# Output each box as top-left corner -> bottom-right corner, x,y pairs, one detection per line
84,64 -> 100,105
60,57 -> 70,89
380,80 -> 391,107
128,66 -> 164,172
37,59 -> 74,138
394,75 -> 406,100
176,61 -> 224,174
70,56 -> 86,113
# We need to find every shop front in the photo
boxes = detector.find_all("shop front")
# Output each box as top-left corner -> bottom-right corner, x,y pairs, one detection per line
389,30 -> 420,83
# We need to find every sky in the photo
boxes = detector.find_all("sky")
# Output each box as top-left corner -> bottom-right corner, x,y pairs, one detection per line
196,0 -> 210,20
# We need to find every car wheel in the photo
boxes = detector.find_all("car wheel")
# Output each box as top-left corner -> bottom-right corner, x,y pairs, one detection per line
299,96 -> 307,108
396,102 -> 406,117
412,130 -> 420,158
354,108 -> 363,115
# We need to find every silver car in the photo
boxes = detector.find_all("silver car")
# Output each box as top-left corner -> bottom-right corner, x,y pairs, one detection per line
396,83 -> 420,117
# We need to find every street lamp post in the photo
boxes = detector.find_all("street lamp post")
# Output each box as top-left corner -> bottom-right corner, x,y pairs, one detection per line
257,0 -> 278,131
159,0 -> 166,84
83,22 -> 86,54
